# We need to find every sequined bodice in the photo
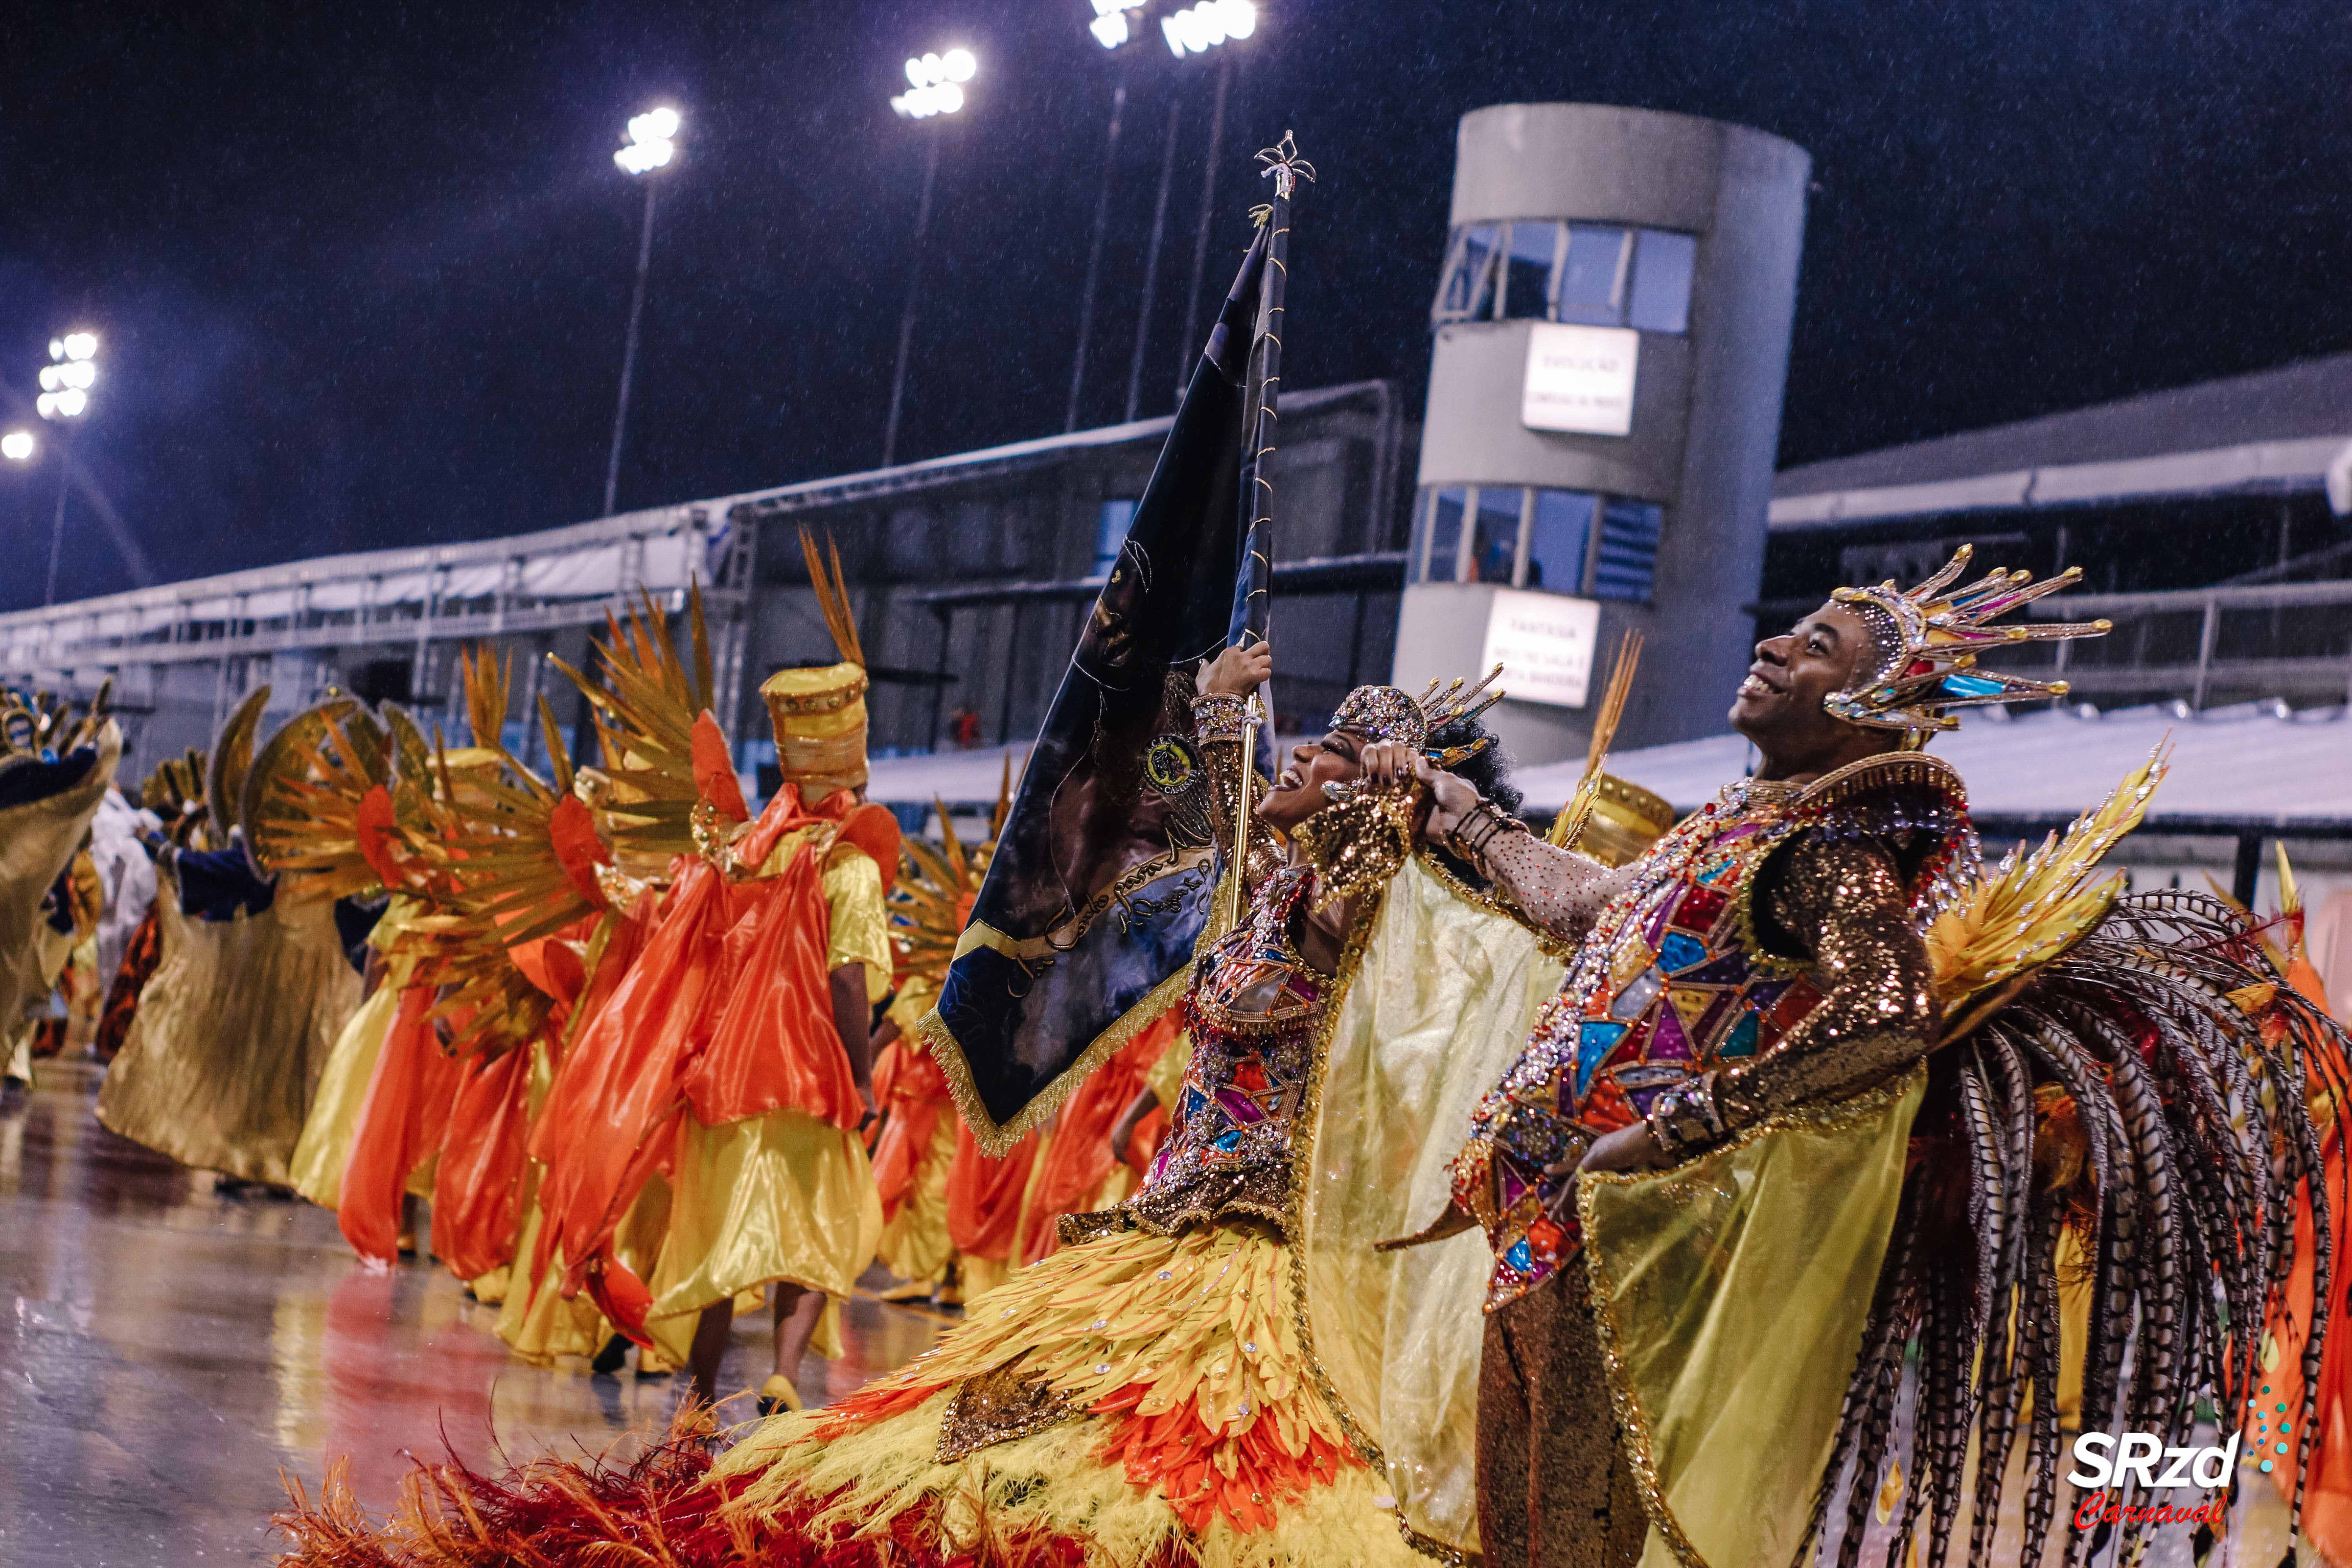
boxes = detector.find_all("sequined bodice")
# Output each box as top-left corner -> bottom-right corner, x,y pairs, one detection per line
1454,784 -> 1818,1305
1129,865 -> 1327,1235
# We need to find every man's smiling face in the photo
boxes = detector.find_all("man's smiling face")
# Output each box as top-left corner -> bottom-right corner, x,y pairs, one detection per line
1729,602 -> 1884,752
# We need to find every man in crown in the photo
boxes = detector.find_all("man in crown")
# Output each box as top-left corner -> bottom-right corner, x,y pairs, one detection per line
1367,549 -> 2108,1568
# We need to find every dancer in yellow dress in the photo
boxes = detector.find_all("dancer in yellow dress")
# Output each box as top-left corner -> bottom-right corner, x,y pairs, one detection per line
513,541 -> 896,1412
867,772 -> 1010,1303
646,535 -> 898,1412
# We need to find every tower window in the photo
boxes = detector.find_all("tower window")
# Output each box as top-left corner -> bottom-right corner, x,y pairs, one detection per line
1410,485 -> 1659,602
1432,220 -> 1694,336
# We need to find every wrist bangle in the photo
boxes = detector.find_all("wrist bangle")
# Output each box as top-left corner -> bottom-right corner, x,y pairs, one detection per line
1191,692 -> 1249,741
1646,1073 -> 1723,1163
1446,800 -> 1520,864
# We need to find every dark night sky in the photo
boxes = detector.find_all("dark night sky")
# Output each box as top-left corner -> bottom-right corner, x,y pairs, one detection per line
4,2 -> 2348,611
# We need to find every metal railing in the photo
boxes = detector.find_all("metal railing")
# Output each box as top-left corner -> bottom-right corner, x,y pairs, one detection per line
2021,578 -> 2352,708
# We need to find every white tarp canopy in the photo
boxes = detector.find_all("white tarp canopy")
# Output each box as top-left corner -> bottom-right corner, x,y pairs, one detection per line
1515,701 -> 2352,826
870,702 -> 2352,828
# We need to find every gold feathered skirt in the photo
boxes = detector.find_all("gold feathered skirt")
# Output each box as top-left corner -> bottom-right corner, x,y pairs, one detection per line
695,1217 -> 1424,1568
98,890 -> 361,1185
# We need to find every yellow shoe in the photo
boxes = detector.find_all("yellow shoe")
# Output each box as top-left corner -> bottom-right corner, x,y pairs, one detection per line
756,1374 -> 802,1417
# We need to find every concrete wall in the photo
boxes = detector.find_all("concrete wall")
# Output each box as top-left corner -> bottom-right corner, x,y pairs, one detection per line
1401,103 -> 1809,761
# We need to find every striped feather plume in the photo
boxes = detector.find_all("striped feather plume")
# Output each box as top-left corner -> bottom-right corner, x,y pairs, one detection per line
1804,751 -> 2352,1568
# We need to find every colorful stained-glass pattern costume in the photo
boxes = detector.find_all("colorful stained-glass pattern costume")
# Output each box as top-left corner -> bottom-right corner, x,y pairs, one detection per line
1452,753 -> 1964,1308
1439,552 -> 2352,1568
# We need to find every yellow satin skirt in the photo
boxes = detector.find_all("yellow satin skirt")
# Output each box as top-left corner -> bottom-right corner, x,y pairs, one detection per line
288,980 -> 403,1210
495,1166 -> 694,1370
874,1107 -> 958,1285
646,1107 -> 882,1359
97,893 -> 361,1185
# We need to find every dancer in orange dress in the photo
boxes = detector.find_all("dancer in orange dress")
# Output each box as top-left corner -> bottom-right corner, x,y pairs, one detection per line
522,537 -> 899,1414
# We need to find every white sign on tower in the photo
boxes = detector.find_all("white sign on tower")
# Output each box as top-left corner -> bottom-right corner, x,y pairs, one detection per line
1521,322 -> 1639,437
1479,586 -> 1601,709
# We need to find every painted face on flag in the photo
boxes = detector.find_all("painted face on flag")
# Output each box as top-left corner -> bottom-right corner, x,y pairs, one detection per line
1075,540 -> 1153,686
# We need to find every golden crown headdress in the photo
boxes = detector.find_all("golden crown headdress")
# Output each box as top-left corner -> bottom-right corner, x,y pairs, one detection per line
1329,664 -> 1506,766
1825,545 -> 2110,739
760,526 -> 872,792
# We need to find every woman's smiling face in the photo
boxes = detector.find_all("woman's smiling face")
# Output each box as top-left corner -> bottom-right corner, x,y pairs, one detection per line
1256,728 -> 1370,834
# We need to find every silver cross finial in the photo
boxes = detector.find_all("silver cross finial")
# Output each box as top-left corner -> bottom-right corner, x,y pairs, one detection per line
1256,130 -> 1315,202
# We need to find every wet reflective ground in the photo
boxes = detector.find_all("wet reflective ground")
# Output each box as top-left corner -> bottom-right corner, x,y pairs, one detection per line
0,1062 -> 942,1568
1,1062 -> 2310,1568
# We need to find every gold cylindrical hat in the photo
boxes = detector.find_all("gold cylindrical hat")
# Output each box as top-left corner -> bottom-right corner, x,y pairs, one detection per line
1574,773 -> 1678,869
761,661 -> 870,794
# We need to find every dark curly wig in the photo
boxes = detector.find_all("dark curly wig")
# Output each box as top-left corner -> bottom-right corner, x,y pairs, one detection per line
1425,713 -> 1522,816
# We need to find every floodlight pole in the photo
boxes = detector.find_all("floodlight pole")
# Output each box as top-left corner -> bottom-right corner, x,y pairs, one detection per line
44,437 -> 69,607
1124,82 -> 1183,423
1174,51 -> 1233,404
604,177 -> 658,517
1065,74 -> 1128,433
882,134 -> 943,469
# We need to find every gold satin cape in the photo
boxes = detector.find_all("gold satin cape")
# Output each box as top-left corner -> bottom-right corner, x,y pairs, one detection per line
98,877 -> 363,1185
1577,1069 -> 1923,1568
1296,856 -> 1568,1557
0,724 -> 121,1036
1298,855 -> 1921,1566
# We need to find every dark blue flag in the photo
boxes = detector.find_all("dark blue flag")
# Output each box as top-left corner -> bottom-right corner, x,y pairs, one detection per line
922,225 -> 1270,1149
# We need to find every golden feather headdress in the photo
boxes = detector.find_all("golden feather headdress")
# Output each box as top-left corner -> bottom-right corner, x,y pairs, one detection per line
1826,544 -> 2110,739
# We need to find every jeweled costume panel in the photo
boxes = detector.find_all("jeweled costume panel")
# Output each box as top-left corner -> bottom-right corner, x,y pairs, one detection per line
1114,863 -> 1322,1238
1454,754 -> 1964,1308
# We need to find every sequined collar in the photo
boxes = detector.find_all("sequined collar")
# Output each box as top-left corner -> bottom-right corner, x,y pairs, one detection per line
1725,750 -> 1967,816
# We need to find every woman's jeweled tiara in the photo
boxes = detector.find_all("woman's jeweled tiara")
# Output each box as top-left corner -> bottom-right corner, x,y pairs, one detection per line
1329,665 -> 1506,765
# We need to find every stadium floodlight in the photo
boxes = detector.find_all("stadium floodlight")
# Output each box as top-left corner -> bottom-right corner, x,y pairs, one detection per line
1088,0 -> 1146,47
1163,0 -> 1256,56
614,105 -> 680,175
1,431 -> 32,461
33,332 -> 98,604
892,46 -> 976,117
35,332 -> 97,423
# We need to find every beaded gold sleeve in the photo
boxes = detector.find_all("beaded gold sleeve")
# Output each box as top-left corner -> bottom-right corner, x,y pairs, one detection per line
1191,693 -> 1285,898
1700,834 -> 1938,1138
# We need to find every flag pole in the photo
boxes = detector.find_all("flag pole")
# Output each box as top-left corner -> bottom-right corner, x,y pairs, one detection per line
1219,131 -> 1313,934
